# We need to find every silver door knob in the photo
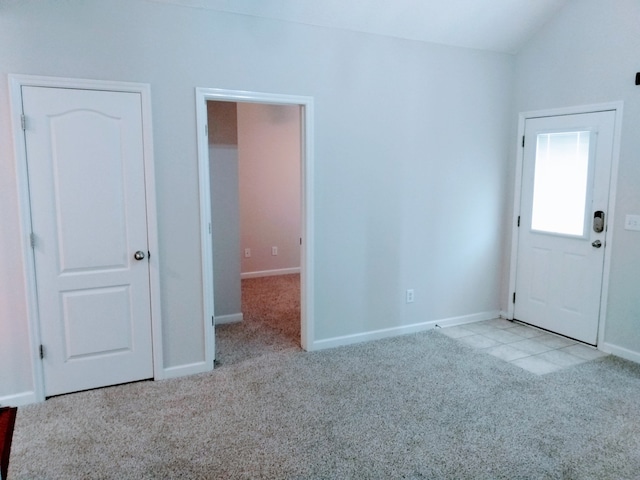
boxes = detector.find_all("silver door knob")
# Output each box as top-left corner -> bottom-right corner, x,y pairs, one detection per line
592,240 -> 602,248
134,251 -> 146,260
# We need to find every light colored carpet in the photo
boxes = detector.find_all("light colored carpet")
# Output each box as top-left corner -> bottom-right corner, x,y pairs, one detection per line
215,274 -> 301,366
9,278 -> 640,479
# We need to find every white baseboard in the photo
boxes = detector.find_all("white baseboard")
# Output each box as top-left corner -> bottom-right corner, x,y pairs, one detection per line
311,310 -> 500,351
599,342 -> 640,364
499,310 -> 510,320
215,313 -> 243,325
0,390 -> 38,407
241,267 -> 300,279
162,361 -> 212,380
434,310 -> 501,328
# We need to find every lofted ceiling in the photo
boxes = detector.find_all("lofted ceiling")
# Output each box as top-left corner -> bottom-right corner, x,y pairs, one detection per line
149,0 -> 569,54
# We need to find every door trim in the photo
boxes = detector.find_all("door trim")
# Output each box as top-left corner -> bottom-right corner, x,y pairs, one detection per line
507,102 -> 623,346
9,74 -> 164,403
195,88 -> 315,357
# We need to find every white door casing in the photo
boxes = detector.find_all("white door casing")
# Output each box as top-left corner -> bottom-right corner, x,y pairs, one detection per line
195,88 -> 315,355
10,75 -> 163,402
512,109 -> 618,345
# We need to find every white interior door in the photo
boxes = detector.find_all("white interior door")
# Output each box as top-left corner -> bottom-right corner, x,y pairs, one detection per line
514,111 -> 615,345
22,86 -> 154,397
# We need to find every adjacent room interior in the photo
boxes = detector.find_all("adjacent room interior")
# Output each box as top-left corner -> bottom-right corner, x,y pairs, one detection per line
207,100 -> 303,364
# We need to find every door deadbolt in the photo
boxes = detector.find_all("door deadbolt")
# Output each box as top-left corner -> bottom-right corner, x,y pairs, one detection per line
134,251 -> 146,260
593,211 -> 605,233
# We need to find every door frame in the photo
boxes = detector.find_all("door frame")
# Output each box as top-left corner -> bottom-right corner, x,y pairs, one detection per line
507,102 -> 623,345
9,74 -> 164,403
195,88 -> 315,357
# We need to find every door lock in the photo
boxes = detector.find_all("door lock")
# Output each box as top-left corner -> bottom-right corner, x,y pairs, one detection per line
593,211 -> 605,233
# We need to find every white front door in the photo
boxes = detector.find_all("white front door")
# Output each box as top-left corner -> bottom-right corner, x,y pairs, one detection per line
22,86 -> 154,396
514,111 -> 616,345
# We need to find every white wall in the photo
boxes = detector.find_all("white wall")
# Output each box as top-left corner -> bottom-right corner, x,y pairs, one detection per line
513,0 -> 640,360
208,101 -> 242,319
238,103 -> 301,276
0,0 -> 513,404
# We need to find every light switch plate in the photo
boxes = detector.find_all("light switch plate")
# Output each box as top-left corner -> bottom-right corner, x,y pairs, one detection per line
624,214 -> 640,231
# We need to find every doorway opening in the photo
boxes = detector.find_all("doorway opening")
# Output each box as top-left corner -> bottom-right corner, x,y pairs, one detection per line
195,89 -> 315,366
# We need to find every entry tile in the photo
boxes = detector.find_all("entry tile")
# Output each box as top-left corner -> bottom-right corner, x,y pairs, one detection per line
509,324 -> 545,339
462,322 -> 496,335
560,344 -> 609,361
484,318 -> 516,330
536,349 -> 586,368
457,334 -> 502,349
486,344 -> 531,362
512,355 -> 563,375
536,333 -> 577,349
510,338 -> 554,355
439,326 -> 475,339
439,320 -> 608,376
482,328 -> 526,344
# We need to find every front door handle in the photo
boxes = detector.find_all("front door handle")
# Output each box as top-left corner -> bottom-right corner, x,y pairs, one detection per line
134,251 -> 146,260
592,240 -> 602,248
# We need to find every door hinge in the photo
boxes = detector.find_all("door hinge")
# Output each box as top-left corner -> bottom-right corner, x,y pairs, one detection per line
212,316 -> 215,326
209,222 -> 212,234
39,344 -> 44,359
522,136 -> 525,147
205,124 -> 208,137
30,232 -> 36,248
21,114 -> 26,131
517,216 -> 521,227
513,292 -> 516,304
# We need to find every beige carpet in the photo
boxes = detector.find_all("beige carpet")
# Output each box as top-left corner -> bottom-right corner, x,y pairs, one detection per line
215,274 -> 301,366
9,276 -> 640,479
10,330 -> 640,479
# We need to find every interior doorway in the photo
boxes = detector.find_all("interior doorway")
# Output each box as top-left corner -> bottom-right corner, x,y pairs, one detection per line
209,101 -> 301,363
195,88 -> 315,365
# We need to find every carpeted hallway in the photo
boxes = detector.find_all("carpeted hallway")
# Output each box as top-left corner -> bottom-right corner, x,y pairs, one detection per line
8,275 -> 640,479
215,274 -> 302,366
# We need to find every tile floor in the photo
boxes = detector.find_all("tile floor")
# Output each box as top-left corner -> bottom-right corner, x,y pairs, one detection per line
438,318 -> 608,375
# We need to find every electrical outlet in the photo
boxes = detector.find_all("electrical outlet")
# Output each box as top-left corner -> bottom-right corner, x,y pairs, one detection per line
272,246 -> 278,256
244,248 -> 251,258
406,289 -> 415,303
624,214 -> 640,231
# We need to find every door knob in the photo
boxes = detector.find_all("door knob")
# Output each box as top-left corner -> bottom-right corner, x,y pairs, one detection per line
591,240 -> 602,248
134,251 -> 146,260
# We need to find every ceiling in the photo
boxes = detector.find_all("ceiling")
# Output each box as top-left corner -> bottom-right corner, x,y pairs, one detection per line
149,0 -> 569,54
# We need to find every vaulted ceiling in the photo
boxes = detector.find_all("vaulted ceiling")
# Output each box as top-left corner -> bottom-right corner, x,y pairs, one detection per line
150,0 -> 569,54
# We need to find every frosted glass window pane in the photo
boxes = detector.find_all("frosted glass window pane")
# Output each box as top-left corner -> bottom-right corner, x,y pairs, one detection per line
531,131 -> 591,236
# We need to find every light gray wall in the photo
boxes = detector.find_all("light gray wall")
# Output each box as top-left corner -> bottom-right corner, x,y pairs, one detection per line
208,101 -> 241,318
513,0 -> 640,357
238,103 -> 301,276
0,0 -> 514,402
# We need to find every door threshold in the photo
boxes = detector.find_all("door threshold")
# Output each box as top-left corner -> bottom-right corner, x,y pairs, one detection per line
511,319 -> 597,348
